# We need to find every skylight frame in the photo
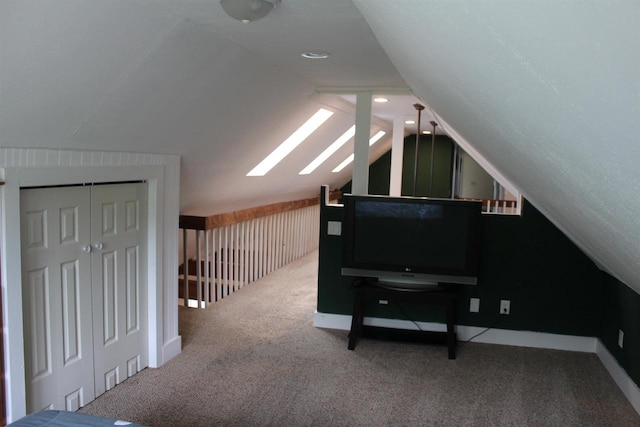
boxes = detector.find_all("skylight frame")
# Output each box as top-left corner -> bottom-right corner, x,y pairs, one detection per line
332,130 -> 386,173
299,125 -> 356,175
247,108 -> 334,176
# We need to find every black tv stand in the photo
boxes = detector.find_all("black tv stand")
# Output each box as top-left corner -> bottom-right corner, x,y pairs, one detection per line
348,279 -> 460,359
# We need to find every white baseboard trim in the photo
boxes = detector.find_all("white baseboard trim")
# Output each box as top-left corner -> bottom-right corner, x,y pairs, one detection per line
314,311 -> 639,416
596,340 -> 640,415
313,311 -> 596,352
456,326 -> 597,353
313,312 -> 352,330
162,336 -> 182,365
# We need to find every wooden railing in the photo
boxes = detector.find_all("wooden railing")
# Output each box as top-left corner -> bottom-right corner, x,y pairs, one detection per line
179,190 -> 341,307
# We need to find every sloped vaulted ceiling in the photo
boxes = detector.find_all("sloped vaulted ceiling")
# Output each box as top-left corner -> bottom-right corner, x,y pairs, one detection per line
0,0 -> 405,214
354,0 -> 640,293
2,1 -> 639,294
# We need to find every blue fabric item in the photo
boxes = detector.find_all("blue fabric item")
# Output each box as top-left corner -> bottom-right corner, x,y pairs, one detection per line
9,410 -> 144,427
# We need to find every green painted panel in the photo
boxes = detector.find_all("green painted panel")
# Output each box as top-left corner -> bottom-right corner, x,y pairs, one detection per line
401,134 -> 453,198
318,198 -> 603,337
341,134 -> 453,198
456,200 -> 603,336
599,273 -> 640,387
317,202 -> 355,315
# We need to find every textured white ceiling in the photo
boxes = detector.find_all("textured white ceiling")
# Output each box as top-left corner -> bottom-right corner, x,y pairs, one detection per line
1,1 -> 639,292
355,0 -> 640,293
0,0 -> 408,214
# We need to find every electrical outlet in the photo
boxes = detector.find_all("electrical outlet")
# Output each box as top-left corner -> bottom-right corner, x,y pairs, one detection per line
469,298 -> 480,313
500,300 -> 510,315
618,329 -> 624,348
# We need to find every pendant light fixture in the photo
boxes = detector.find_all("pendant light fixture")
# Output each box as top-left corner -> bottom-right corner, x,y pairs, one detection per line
412,103 -> 425,196
220,0 -> 281,23
428,120 -> 438,196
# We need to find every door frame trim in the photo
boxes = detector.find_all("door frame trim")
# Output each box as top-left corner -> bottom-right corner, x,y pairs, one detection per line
1,158 -> 181,422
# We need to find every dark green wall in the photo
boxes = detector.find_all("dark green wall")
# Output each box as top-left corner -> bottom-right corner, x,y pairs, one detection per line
318,199 -> 603,335
341,134 -> 453,197
341,151 -> 394,196
318,197 -> 639,388
401,134 -> 453,198
599,273 -> 640,386
317,201 -> 355,315
319,140 -> 640,389
459,200 -> 602,336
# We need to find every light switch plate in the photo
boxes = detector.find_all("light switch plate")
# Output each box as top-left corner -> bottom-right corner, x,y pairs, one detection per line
327,221 -> 341,236
469,298 -> 480,313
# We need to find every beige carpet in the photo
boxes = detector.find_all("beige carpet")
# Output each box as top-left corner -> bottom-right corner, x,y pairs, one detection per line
80,250 -> 639,426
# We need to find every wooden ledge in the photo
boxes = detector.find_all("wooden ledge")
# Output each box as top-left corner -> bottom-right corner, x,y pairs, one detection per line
180,190 -> 342,230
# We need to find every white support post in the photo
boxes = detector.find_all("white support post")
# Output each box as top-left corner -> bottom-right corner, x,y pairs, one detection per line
216,228 -> 222,301
352,91 -> 372,195
232,223 -> 238,292
223,226 -> 229,297
240,222 -> 246,288
205,230 -> 211,304
248,220 -> 252,282
195,230 -> 201,307
389,116 -> 405,196
275,214 -> 281,270
182,228 -> 188,305
257,218 -> 263,279
269,215 -> 275,274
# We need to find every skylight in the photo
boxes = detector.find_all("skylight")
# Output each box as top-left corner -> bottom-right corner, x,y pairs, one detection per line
332,130 -> 386,173
299,125 -> 356,175
247,108 -> 334,176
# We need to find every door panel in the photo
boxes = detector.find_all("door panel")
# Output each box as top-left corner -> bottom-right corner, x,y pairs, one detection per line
21,183 -> 148,413
21,187 -> 94,412
91,183 -> 148,397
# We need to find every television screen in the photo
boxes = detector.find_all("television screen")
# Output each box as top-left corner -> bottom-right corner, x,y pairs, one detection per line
341,194 -> 482,289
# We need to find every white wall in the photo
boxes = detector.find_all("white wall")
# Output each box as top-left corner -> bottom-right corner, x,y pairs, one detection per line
0,148 -> 181,423
354,0 -> 640,294
458,151 -> 494,200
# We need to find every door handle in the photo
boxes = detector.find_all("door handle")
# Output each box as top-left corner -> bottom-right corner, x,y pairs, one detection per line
82,245 -> 92,253
94,242 -> 104,250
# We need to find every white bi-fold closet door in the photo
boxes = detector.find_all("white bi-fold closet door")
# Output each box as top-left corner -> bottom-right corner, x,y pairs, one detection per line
20,183 -> 148,413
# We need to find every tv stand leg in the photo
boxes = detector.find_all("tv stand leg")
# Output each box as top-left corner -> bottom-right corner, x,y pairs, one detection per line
446,301 -> 457,359
348,287 -> 364,350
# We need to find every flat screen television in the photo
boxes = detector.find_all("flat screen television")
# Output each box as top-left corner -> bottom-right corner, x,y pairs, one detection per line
341,194 -> 482,290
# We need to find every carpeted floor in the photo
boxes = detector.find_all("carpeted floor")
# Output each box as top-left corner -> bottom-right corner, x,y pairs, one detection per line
80,250 -> 639,426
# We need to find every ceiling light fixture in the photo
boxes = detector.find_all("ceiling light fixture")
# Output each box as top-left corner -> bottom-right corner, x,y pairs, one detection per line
301,51 -> 331,59
332,131 -> 386,173
220,0 -> 280,23
299,125 -> 356,175
373,97 -> 388,103
247,108 -> 333,176
405,120 -> 415,124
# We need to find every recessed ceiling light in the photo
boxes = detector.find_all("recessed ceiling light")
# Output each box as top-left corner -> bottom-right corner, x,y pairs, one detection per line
422,130 -> 431,135
373,97 -> 388,103
405,120 -> 415,124
301,51 -> 331,59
